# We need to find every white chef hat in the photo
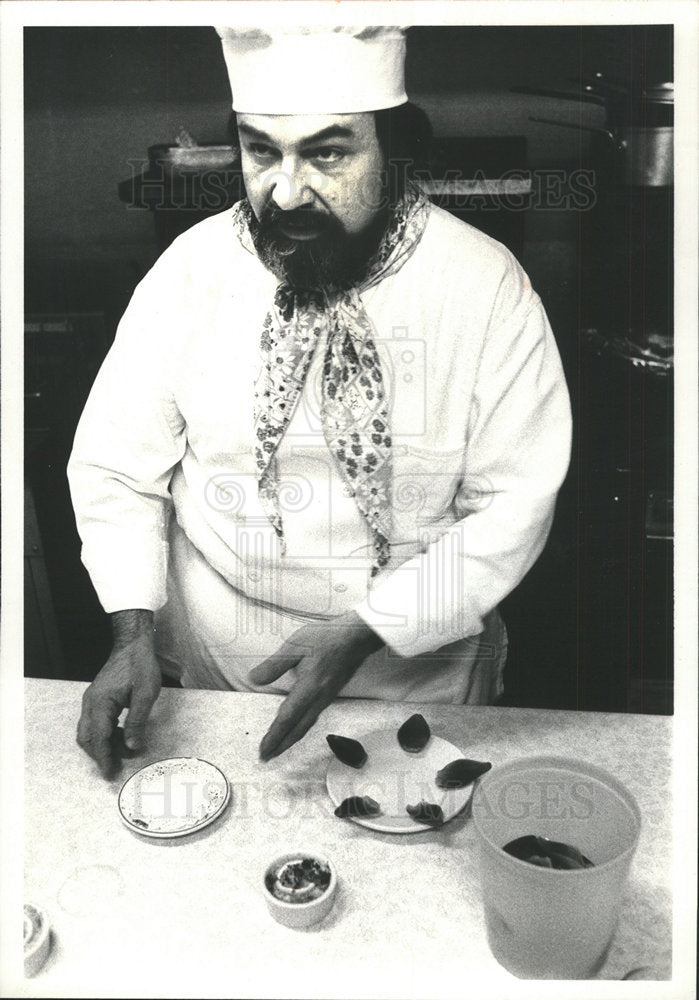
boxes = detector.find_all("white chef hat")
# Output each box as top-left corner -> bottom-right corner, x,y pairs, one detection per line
216,26 -> 408,114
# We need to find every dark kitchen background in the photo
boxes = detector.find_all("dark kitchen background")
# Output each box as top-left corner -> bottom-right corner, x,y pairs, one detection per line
24,25 -> 673,713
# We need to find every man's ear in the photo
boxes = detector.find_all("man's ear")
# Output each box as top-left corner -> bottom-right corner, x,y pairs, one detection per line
228,111 -> 241,161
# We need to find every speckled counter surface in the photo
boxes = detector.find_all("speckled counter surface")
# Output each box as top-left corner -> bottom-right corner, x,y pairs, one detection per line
22,678 -> 672,998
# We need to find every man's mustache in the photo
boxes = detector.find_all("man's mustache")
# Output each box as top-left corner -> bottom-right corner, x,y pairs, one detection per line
259,204 -> 332,232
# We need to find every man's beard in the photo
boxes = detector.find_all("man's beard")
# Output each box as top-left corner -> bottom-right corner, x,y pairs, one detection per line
247,201 -> 391,291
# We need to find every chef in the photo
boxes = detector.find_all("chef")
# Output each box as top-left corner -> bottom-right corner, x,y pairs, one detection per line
69,26 -> 572,778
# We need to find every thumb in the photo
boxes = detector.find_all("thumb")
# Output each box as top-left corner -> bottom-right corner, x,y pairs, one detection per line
123,684 -> 157,750
249,646 -> 302,686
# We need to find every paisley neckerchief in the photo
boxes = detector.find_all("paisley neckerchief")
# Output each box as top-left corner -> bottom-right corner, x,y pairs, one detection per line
232,183 -> 430,576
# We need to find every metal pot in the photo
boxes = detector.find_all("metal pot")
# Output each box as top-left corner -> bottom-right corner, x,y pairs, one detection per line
642,83 -> 674,127
529,117 -> 673,187
521,78 -> 674,186
614,125 -> 673,187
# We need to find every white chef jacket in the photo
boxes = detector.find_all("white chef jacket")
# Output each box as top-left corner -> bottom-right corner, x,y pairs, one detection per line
67,202 -> 572,703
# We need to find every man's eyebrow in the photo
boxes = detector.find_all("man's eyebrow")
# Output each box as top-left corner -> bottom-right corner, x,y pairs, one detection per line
237,123 -> 275,143
237,123 -> 356,146
299,125 -> 356,146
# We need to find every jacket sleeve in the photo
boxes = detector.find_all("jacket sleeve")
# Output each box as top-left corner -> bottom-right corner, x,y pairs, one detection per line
354,277 -> 572,658
67,260 -> 188,613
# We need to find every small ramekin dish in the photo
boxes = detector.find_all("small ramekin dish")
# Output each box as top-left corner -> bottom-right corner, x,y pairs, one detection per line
262,851 -> 337,929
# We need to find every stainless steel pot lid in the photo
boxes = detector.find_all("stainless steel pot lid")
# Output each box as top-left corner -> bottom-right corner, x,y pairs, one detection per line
645,82 -> 674,104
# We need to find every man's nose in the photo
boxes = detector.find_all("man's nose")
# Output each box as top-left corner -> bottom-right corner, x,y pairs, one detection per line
268,157 -> 316,211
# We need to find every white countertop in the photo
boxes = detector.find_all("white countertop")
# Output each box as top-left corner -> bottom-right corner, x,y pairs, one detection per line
21,679 -> 673,998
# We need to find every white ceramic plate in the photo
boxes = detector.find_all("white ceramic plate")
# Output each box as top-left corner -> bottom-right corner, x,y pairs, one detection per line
118,757 -> 230,838
326,727 -> 478,833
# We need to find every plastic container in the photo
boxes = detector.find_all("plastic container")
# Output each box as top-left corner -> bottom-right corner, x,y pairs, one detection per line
24,903 -> 51,976
472,756 -> 641,979
263,852 -> 337,929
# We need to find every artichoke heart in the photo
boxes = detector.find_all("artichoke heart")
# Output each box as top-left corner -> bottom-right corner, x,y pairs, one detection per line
326,734 -> 368,769
406,800 -> 444,826
503,835 -> 594,869
397,713 -> 431,753
435,758 -> 492,789
334,795 -> 381,819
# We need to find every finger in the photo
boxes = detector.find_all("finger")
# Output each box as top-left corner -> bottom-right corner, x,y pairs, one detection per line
259,675 -> 328,760
248,650 -> 301,687
259,678 -> 312,757
111,726 -> 139,761
249,627 -> 321,686
77,701 -> 119,780
261,703 -> 323,761
123,683 -> 157,751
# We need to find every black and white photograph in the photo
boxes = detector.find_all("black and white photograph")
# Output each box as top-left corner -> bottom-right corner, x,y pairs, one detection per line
1,1 -> 696,997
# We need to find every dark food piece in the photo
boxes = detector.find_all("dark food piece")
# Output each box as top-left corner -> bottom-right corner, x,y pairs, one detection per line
334,795 -> 381,818
406,800 -> 444,826
326,734 -> 368,769
435,758 -> 492,789
397,714 -> 431,753
503,835 -> 594,870
276,858 -> 331,891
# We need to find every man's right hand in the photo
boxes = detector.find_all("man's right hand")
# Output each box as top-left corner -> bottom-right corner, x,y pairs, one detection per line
76,609 -> 161,780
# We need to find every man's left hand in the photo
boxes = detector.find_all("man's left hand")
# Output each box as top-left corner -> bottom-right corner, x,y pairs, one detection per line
248,610 -> 384,761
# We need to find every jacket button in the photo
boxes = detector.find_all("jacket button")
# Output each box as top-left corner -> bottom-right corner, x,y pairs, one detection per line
333,583 -> 347,593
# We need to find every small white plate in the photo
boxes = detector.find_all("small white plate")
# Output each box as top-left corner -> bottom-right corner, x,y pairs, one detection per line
326,727 -> 478,833
118,757 -> 230,838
